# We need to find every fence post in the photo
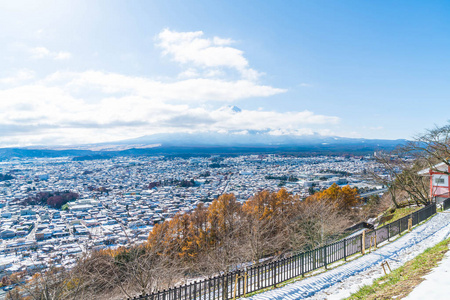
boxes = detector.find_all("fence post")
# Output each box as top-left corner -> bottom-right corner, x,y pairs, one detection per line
257,264 -> 260,290
273,261 -> 277,287
313,249 -> 316,270
244,272 -> 248,297
189,281 -> 192,300
344,239 -> 347,261
222,275 -> 226,300
301,252 -> 305,277
207,277 -> 210,300
388,223 -> 390,241
239,270 -> 242,297
233,274 -> 238,300
361,230 -> 366,255
227,274 -> 230,300
213,277 -> 216,300
324,245 -> 327,270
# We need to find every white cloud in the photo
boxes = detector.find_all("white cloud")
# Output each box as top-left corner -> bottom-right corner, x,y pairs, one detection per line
213,37 -> 233,46
0,29 -> 340,147
158,29 -> 261,80
36,29 -> 44,38
30,46 -> 50,58
0,69 -> 35,84
44,70 -> 285,102
177,68 -> 200,79
30,46 -> 72,60
207,107 -> 339,132
54,51 -> 72,60
300,83 -> 313,87
0,70 -> 337,147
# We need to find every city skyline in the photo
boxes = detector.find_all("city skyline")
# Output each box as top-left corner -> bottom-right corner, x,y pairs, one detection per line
1,1 -> 450,147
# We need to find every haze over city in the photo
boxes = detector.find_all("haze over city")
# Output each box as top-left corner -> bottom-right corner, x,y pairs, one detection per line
2,1 -> 450,148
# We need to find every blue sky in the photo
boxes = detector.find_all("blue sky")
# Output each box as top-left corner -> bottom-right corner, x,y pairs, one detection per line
1,0 -> 449,147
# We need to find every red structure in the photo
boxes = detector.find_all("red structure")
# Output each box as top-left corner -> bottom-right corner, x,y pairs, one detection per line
419,162 -> 450,201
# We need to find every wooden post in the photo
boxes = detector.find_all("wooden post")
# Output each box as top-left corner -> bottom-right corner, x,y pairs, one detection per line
386,261 -> 392,272
381,261 -> 392,275
362,230 -> 366,255
368,235 -> 377,252
408,218 -> 412,231
233,274 -> 238,300
244,272 -> 248,297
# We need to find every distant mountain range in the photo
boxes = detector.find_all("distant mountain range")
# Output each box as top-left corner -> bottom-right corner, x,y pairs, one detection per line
119,131 -> 405,147
0,132 -> 407,160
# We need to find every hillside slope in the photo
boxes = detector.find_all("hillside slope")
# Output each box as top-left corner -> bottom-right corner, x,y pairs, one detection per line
245,211 -> 450,300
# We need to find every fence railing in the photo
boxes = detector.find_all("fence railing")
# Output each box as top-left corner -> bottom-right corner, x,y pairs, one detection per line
443,198 -> 450,211
130,203 -> 437,300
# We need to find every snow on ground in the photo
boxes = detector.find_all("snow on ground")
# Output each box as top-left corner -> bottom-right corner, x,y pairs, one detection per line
404,247 -> 450,300
245,212 -> 450,300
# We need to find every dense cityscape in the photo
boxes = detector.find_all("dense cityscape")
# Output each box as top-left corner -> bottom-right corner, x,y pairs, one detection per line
0,154 -> 384,287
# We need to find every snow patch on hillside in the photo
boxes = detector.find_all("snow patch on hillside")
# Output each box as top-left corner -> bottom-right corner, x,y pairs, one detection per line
245,212 -> 450,300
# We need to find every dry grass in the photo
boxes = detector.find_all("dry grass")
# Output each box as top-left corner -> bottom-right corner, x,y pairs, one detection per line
346,237 -> 450,299
377,206 -> 420,228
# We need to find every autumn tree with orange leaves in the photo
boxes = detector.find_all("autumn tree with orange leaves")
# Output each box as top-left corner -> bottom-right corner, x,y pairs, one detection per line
305,183 -> 361,211
242,189 -> 300,261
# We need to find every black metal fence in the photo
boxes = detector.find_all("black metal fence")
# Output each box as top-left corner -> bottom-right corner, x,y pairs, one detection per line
130,203 -> 436,300
443,198 -> 450,211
